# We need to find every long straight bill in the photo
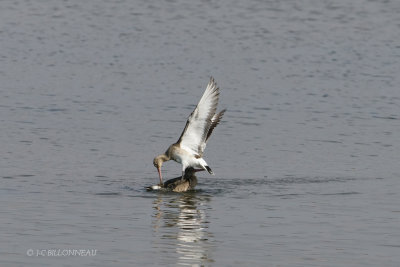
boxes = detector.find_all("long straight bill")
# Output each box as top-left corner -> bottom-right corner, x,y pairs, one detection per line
157,167 -> 163,185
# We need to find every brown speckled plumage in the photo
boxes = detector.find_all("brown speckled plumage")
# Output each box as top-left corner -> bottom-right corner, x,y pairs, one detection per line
147,168 -> 198,192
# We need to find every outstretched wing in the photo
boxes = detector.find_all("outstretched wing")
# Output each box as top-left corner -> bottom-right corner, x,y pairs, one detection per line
177,77 -> 220,156
206,109 -> 226,143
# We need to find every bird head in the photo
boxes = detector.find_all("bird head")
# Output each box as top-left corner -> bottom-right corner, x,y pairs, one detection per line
153,154 -> 166,169
153,154 -> 169,185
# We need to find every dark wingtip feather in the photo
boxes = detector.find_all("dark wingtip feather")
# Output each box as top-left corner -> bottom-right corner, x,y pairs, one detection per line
205,109 -> 226,142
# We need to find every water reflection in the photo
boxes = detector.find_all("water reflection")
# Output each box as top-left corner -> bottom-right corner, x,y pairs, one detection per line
152,193 -> 214,266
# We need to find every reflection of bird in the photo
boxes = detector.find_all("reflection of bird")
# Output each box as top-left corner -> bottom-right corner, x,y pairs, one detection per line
147,167 -> 199,192
151,192 -> 212,265
153,77 -> 225,185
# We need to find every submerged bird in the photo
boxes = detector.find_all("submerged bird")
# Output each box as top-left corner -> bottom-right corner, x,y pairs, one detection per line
153,77 -> 225,185
146,167 -> 199,192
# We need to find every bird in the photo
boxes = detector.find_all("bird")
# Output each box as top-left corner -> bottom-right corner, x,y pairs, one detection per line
153,77 -> 225,185
163,169 -> 197,192
146,167 -> 199,192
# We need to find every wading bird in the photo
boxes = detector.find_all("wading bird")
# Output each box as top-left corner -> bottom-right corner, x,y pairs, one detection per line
153,77 -> 225,185
147,167 -> 199,192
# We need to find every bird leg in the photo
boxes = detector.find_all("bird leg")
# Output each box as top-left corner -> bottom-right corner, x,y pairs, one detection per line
181,170 -> 185,181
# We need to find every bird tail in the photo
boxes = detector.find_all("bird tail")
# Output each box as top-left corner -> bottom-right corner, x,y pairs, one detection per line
205,166 -> 214,175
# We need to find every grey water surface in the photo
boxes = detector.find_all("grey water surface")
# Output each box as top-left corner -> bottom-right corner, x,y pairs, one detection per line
1,0 -> 400,266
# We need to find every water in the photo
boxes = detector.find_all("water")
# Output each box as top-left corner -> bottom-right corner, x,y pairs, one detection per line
1,0 -> 400,266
